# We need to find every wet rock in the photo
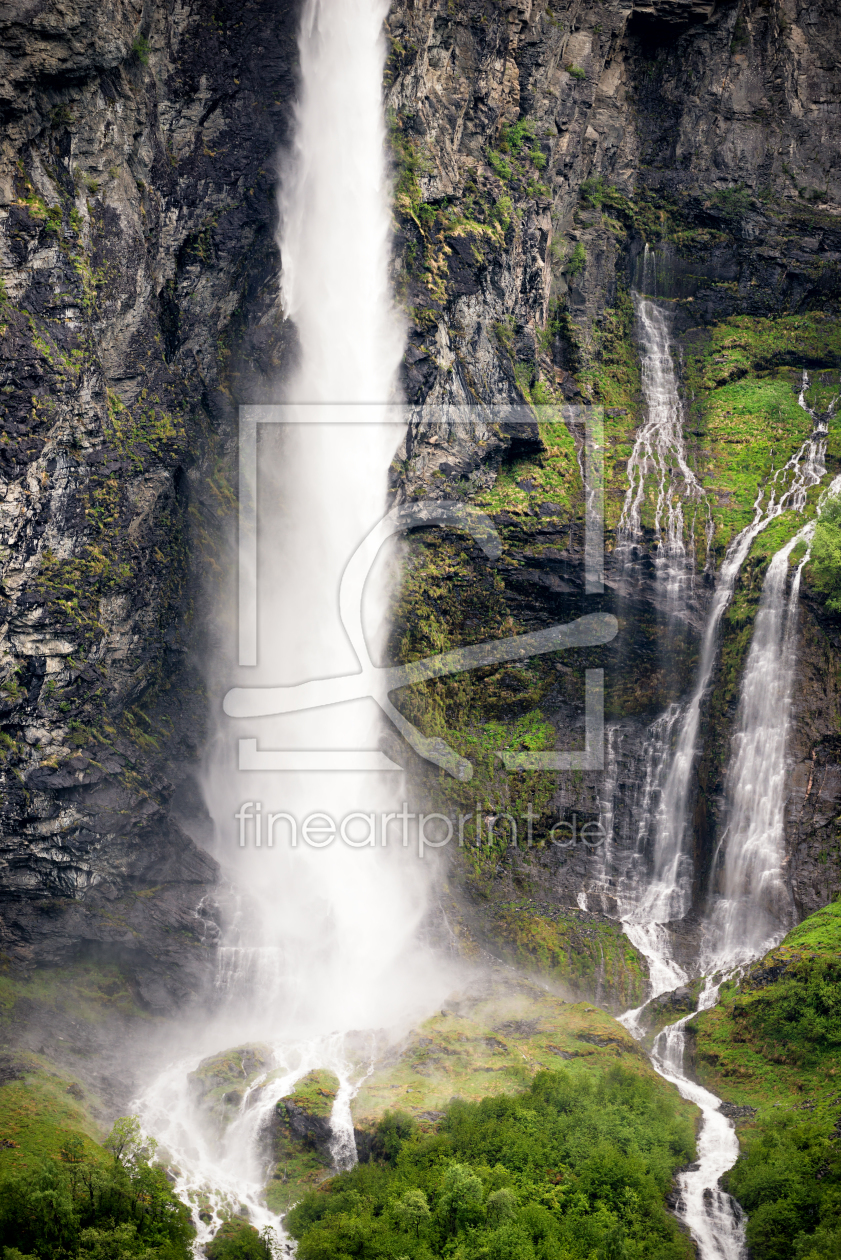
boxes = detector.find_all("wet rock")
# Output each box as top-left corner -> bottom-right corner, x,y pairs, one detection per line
718,1101 -> 757,1120
188,1044 -> 271,1127
261,1068 -> 339,1207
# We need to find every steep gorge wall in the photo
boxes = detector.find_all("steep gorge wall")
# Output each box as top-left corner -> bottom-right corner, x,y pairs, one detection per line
0,0 -> 299,1009
383,0 -> 841,948
0,0 -> 839,1008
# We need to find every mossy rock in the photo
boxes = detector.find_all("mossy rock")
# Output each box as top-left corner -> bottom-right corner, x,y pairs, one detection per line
263,1070 -> 339,1217
635,979 -> 704,1044
188,1044 -> 271,1125
473,902 -> 649,1012
351,974 -> 673,1135
282,1068 -> 338,1119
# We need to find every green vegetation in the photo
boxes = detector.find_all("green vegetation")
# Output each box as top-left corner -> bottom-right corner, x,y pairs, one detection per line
566,241 -> 586,278
289,1067 -> 695,1260
0,1115 -> 191,1260
712,185 -> 751,217
351,982 -> 685,1129
187,1045 -> 271,1128
694,901 -> 841,1260
478,904 -> 648,1010
680,319 -> 841,555
131,36 -> 151,65
205,1219 -> 275,1260
810,495 -> 841,612
266,1070 -> 339,1214
486,120 -> 549,195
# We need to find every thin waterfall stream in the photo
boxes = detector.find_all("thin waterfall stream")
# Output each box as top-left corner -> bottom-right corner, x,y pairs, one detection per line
610,312 -> 834,1257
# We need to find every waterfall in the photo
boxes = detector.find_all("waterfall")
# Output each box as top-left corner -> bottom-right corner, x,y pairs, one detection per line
617,296 -> 709,612
199,0 -> 436,1038
632,368 -> 828,924
705,533 -> 808,965
137,1 -> 449,1246
707,455 -> 841,966
609,342 -> 832,1255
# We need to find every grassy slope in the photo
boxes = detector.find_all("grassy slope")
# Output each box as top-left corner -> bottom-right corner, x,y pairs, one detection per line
352,978 -> 692,1128
693,900 -> 841,1107
0,962 -> 153,1175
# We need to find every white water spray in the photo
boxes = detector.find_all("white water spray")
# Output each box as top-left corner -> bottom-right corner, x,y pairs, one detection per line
200,0 -> 438,1039
138,1 -> 451,1244
637,368 -> 828,922
705,532 -> 808,964
650,979 -> 746,1259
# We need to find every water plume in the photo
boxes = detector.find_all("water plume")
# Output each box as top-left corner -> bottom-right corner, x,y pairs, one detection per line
138,1 -> 451,1245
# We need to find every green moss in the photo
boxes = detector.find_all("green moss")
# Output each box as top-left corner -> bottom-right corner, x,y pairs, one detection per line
105,387 -> 186,468
477,904 -> 648,1009
810,495 -> 841,612
188,1045 -> 272,1124
285,1069 -> 338,1120
352,983 -> 670,1129
265,1070 -> 339,1215
0,1071 -> 106,1174
472,417 -> 581,518
679,318 -> 841,556
0,962 -> 146,1030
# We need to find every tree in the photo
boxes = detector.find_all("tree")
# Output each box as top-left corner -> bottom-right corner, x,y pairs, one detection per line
103,1116 -> 157,1171
394,1188 -> 431,1238
439,1163 -> 483,1235
487,1187 -> 517,1224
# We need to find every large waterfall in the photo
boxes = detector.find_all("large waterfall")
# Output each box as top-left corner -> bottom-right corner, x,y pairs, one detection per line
137,0 -> 446,1245
206,0 -> 430,1038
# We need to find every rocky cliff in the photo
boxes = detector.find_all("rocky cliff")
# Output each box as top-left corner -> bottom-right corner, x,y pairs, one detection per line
0,0 -> 839,1008
0,0 -> 301,1009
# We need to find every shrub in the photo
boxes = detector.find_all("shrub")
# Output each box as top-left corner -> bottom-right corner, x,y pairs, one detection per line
566,241 -> 586,277
287,1067 -> 694,1260
131,35 -> 150,64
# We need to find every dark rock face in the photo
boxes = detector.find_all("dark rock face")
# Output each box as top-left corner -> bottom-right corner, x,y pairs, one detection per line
383,0 -> 841,938
0,0 -> 301,1010
632,0 -> 721,23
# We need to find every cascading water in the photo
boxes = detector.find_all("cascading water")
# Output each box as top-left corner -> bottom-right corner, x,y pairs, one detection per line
646,979 -> 746,1260
629,369 -> 829,927
705,532 -> 808,965
608,334 -> 834,1254
137,0 -> 450,1246
617,291 -> 710,611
